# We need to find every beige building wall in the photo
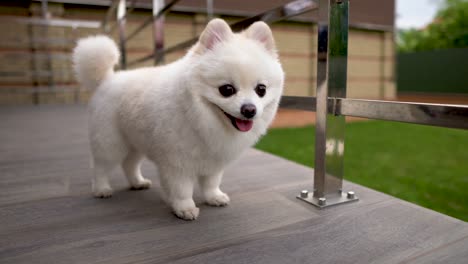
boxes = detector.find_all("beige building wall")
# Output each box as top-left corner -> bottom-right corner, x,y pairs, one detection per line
0,3 -> 395,105
272,22 -> 396,99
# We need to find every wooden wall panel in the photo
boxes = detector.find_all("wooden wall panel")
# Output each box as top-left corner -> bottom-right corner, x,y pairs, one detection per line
0,4 -> 395,104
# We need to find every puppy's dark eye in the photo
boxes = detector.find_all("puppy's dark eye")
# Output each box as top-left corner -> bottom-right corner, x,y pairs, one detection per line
255,84 -> 266,97
219,84 -> 236,97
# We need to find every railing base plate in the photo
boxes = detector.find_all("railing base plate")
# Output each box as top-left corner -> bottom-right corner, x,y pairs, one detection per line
296,191 -> 358,208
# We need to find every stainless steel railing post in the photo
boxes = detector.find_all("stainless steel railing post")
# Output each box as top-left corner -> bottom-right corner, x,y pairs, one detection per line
152,0 -> 165,65
297,0 -> 358,208
206,0 -> 214,20
117,0 -> 127,69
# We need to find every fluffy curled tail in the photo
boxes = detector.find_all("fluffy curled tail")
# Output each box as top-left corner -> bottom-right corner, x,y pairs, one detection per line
73,35 -> 120,89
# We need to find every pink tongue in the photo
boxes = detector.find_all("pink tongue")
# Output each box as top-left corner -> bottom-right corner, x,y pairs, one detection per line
235,118 -> 253,132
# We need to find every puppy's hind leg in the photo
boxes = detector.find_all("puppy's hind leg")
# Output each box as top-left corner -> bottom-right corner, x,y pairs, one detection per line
92,161 -> 116,198
122,150 -> 152,190
90,128 -> 127,198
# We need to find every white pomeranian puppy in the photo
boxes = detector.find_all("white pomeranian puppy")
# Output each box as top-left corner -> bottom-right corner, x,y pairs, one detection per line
73,19 -> 284,220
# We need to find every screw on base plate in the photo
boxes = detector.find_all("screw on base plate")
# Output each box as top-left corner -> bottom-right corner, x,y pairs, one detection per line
347,191 -> 355,199
318,197 -> 326,206
300,190 -> 309,198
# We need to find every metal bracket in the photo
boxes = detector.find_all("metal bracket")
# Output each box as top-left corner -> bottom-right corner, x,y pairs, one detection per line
296,190 -> 358,208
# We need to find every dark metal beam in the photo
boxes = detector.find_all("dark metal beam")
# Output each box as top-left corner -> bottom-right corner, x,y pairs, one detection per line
127,0 -> 319,67
125,0 -> 180,42
102,0 -> 119,32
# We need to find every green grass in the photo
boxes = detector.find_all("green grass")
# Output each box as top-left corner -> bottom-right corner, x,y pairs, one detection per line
255,121 -> 468,221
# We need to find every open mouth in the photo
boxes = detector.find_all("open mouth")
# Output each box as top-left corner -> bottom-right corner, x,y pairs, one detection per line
222,111 -> 253,132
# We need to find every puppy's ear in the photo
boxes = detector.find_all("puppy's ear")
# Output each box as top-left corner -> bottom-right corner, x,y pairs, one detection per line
198,19 -> 232,52
244,22 -> 277,56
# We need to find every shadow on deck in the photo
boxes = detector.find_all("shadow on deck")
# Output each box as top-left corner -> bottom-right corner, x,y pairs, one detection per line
0,105 -> 467,263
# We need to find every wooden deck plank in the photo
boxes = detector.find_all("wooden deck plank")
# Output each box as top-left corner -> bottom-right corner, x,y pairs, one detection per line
0,105 -> 466,264
405,235 -> 468,264
169,200 -> 468,264
0,191 -> 316,264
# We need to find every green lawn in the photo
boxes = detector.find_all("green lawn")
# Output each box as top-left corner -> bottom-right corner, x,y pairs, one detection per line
255,121 -> 468,221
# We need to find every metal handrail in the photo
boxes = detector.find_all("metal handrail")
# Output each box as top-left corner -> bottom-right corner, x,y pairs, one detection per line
280,96 -> 468,130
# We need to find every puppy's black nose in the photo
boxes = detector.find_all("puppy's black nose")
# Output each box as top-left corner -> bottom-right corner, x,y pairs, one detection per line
241,104 -> 256,119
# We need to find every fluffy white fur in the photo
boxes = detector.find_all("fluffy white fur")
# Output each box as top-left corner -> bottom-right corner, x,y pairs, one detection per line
73,36 -> 119,90
73,19 -> 284,220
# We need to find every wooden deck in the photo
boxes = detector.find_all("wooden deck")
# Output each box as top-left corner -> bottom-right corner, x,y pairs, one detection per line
1,105 -> 467,264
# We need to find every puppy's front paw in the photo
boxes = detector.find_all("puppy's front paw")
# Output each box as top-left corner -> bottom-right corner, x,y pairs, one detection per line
173,207 -> 200,221
130,178 -> 152,190
205,191 -> 230,207
93,186 -> 113,198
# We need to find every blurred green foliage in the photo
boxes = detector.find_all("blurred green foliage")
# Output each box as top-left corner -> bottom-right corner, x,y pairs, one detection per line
398,0 -> 468,52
